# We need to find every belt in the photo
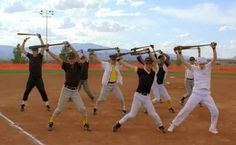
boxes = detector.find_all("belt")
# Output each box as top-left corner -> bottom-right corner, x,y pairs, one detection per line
108,81 -> 116,84
186,78 -> 194,80
64,85 -> 78,90
137,92 -> 149,96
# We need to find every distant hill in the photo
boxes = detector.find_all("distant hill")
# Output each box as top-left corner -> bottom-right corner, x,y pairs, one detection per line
0,43 -> 178,61
0,45 -> 14,60
232,56 -> 236,60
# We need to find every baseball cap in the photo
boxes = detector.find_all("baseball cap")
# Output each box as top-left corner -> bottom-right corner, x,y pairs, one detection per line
67,52 -> 76,59
189,56 -> 195,61
196,57 -> 207,64
144,57 -> 153,64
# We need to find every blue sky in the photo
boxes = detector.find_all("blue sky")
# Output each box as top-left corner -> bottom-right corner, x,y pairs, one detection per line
0,0 -> 236,58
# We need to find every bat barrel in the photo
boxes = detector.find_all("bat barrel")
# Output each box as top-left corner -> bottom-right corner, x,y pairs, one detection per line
17,33 -> 37,36
131,45 -> 153,51
88,47 -> 118,52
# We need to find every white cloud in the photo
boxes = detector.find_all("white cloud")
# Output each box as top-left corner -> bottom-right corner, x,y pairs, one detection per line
53,0 -> 108,10
218,25 -> 236,32
151,3 -> 236,25
59,18 -> 76,29
82,20 -> 128,32
230,40 -> 236,49
176,33 -> 190,38
95,8 -> 143,17
116,0 -> 144,7
4,0 -> 28,13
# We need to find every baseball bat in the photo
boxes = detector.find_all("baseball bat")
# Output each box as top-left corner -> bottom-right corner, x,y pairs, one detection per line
17,33 -> 38,36
29,42 -> 64,49
109,51 -> 135,58
131,45 -> 154,51
174,42 -> 217,51
87,47 -> 119,52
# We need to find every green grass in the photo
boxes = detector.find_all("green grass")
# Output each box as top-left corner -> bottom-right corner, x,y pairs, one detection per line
0,69 -> 235,77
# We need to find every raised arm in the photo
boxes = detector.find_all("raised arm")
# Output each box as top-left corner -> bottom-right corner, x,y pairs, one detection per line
20,37 -> 30,54
36,33 -> 46,55
46,47 -> 63,65
210,42 -> 217,66
64,41 -> 80,62
119,59 -> 137,71
175,48 -> 191,69
89,52 -> 102,64
136,54 -> 144,65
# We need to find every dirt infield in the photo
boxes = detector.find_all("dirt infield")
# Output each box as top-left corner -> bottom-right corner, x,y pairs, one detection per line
0,73 -> 236,145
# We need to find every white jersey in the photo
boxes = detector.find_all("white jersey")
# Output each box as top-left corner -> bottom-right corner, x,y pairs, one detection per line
185,66 -> 194,79
191,63 -> 212,91
100,61 -> 123,85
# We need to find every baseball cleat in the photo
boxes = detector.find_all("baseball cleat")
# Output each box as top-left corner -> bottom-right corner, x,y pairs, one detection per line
158,126 -> 166,134
112,122 -> 121,132
93,108 -> 97,115
168,107 -> 175,113
48,122 -> 54,131
20,104 -> 25,112
83,123 -> 92,132
167,124 -> 176,132
122,109 -> 127,114
179,97 -> 185,106
46,105 -> 51,112
209,127 -> 218,134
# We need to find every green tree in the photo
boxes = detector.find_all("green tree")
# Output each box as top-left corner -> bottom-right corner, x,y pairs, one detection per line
176,57 -> 182,66
11,43 -> 28,64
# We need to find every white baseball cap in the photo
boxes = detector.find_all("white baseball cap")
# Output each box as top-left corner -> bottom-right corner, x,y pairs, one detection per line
196,57 -> 207,64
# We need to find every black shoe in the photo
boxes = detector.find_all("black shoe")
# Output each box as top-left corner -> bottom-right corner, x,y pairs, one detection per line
169,107 -> 175,113
122,109 -> 127,114
93,108 -> 97,115
46,105 -> 51,112
112,122 -> 121,132
159,126 -> 166,134
48,122 -> 54,131
83,123 -> 92,131
179,97 -> 185,106
20,104 -> 25,112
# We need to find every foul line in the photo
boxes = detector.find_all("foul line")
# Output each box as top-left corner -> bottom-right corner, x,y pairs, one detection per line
0,112 -> 45,145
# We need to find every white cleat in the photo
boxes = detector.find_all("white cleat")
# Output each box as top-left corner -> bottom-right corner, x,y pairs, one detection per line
209,128 -> 219,134
167,124 -> 176,132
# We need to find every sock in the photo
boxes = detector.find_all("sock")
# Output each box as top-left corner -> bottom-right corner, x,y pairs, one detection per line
49,116 -> 55,123
83,116 -> 88,125
166,100 -> 172,109
44,101 -> 49,106
21,101 -> 26,105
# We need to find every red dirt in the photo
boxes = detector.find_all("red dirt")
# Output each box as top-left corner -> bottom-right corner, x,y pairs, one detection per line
0,73 -> 236,145
0,64 -> 236,72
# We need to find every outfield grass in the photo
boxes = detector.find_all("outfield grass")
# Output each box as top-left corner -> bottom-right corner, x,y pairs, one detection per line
0,69 -> 235,77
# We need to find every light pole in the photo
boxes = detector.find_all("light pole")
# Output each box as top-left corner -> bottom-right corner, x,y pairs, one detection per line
40,10 -> 54,61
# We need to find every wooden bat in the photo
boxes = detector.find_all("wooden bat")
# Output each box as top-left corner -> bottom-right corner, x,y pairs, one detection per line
88,47 -> 119,52
29,42 -> 64,49
17,32 -> 37,36
131,45 -> 154,51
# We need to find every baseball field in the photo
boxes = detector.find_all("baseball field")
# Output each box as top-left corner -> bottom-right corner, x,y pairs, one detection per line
0,64 -> 236,145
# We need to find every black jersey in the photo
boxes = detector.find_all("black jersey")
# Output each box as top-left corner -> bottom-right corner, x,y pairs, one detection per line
26,53 -> 43,78
62,62 -> 82,87
156,63 -> 168,84
136,68 -> 155,94
80,61 -> 89,80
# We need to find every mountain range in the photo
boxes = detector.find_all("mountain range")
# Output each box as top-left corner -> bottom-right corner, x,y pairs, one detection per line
0,43 -> 235,61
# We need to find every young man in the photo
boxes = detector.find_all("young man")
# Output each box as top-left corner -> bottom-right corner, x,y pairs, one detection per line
20,34 -> 51,112
78,55 -> 96,101
179,56 -> 196,106
90,52 -> 126,115
112,56 -> 166,133
46,42 -> 91,131
168,42 -> 219,134
137,51 -> 175,113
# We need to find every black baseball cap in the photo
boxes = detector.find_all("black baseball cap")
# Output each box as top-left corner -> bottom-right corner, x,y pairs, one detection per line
189,56 -> 195,61
144,57 -> 153,64
67,52 -> 76,59
109,54 -> 117,60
